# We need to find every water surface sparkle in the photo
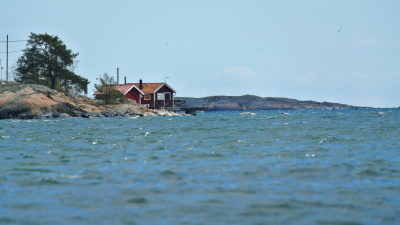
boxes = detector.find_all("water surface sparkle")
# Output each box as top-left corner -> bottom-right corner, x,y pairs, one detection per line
1,109 -> 400,224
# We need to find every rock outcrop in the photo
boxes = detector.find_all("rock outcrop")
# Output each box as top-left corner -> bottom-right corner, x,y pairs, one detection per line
176,95 -> 364,111
0,82 -> 185,120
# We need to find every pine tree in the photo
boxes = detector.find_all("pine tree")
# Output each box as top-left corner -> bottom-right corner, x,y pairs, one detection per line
94,73 -> 125,105
15,32 -> 89,95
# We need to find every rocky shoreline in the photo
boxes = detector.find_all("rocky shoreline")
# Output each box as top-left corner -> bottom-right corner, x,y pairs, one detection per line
0,82 -> 186,120
1,82 -> 368,120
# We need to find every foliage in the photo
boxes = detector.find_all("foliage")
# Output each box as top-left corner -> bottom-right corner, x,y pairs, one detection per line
94,73 -> 125,104
14,32 -> 89,95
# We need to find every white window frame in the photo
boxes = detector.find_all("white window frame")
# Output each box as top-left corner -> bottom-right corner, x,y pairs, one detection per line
157,93 -> 165,100
144,94 -> 151,100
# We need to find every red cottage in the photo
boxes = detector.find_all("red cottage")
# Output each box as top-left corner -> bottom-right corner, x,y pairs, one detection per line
114,83 -> 144,104
97,79 -> 176,109
133,80 -> 176,108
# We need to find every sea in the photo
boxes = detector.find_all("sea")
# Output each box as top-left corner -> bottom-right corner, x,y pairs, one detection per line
1,108 -> 399,225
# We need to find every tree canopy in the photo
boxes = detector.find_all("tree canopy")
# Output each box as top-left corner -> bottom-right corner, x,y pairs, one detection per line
94,73 -> 125,105
14,32 -> 89,95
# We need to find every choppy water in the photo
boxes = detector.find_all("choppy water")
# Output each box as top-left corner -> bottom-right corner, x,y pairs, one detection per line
1,109 -> 400,225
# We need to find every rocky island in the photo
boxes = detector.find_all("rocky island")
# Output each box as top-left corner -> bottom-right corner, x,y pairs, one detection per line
0,82 -> 183,120
176,95 -> 363,111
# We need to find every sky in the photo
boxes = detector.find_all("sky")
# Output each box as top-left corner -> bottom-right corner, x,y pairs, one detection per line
1,0 -> 399,107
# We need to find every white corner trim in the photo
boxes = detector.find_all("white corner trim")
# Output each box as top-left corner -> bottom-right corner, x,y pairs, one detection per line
125,84 -> 144,95
154,83 -> 176,94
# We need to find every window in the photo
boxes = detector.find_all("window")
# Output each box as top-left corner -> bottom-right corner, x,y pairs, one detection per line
144,94 -> 151,100
157,93 -> 165,100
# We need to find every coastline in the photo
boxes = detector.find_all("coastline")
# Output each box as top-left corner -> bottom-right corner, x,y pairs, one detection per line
1,82 -> 371,120
0,82 -> 186,120
176,95 -> 367,111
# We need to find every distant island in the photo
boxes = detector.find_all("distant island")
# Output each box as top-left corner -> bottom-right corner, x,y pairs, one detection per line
175,95 -> 364,111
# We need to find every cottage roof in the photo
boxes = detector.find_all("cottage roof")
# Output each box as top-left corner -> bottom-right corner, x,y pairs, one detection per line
116,84 -> 144,95
94,82 -> 175,96
131,82 -> 176,94
93,84 -> 144,95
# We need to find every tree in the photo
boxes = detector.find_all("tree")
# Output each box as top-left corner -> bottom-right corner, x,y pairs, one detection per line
94,73 -> 125,105
14,32 -> 89,95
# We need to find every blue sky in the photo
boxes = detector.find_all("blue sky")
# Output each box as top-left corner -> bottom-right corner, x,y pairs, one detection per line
1,0 -> 399,107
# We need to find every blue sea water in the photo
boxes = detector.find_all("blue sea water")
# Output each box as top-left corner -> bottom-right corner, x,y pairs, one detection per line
1,109 -> 400,225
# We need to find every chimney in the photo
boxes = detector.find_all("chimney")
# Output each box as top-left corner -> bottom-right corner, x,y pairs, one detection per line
139,78 -> 143,90
124,76 -> 126,84
117,68 -> 119,85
